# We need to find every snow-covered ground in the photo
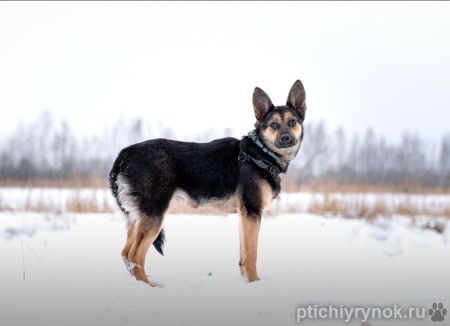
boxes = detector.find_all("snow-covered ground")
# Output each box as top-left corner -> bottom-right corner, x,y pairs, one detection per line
1,210 -> 449,326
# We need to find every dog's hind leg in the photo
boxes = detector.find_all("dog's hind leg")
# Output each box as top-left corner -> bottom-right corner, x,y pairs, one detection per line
116,158 -> 176,285
121,222 -> 135,263
126,218 -> 164,285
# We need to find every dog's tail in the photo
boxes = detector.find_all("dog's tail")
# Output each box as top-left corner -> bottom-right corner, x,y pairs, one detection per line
153,229 -> 165,256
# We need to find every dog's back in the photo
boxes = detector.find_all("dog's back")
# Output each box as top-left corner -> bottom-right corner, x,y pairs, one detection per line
109,137 -> 241,224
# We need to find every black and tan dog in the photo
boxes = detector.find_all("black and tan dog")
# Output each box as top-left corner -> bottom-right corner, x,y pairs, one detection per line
109,80 -> 307,285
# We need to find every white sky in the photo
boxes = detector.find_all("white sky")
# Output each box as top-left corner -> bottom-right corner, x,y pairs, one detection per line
1,1 -> 450,141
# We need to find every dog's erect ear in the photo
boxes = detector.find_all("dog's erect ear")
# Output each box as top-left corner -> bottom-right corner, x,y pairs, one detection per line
253,87 -> 274,121
286,80 -> 307,119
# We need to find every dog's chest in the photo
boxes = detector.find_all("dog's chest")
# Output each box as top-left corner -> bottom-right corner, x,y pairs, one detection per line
259,179 -> 274,211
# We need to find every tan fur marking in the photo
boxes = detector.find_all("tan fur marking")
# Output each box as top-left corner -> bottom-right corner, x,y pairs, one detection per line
292,123 -> 302,138
284,112 -> 303,138
269,112 -> 282,123
259,179 -> 273,211
125,219 -> 164,286
238,204 -> 261,283
261,128 -> 277,145
261,112 -> 282,145
121,222 -> 135,258
283,112 -> 296,123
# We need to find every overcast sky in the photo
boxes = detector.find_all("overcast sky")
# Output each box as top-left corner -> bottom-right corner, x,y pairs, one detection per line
1,2 -> 449,142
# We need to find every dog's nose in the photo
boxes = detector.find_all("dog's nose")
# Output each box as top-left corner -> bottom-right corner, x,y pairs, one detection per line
280,134 -> 292,143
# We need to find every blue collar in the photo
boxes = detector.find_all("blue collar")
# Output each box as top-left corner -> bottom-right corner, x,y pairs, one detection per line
247,130 -> 283,166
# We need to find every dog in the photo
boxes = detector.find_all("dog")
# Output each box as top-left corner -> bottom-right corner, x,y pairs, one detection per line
109,80 -> 307,285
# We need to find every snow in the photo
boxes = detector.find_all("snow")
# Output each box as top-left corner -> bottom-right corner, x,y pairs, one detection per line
1,210 -> 449,326
1,187 -> 450,216
0,187 -> 112,212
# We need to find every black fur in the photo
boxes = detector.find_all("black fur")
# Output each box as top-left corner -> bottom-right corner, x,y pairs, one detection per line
108,80 -> 306,256
152,229 -> 165,255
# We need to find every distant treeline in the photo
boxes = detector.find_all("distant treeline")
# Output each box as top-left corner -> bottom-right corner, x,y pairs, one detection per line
1,112 -> 449,190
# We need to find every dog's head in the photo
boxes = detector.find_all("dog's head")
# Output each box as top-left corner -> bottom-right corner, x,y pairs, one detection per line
253,80 -> 307,161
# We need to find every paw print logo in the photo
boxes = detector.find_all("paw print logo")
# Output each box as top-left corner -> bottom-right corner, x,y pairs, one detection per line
429,302 -> 447,322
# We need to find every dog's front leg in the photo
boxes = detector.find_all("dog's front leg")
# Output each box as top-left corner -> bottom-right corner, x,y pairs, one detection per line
238,210 -> 261,282
238,232 -> 244,273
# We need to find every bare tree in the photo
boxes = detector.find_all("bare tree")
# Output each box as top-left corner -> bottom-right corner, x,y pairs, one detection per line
0,111 -> 449,190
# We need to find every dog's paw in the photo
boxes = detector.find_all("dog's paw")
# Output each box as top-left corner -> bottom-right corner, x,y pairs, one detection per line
245,274 -> 261,283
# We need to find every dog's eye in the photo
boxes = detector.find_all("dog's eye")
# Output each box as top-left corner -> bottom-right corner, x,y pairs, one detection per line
270,122 -> 279,129
288,119 -> 297,127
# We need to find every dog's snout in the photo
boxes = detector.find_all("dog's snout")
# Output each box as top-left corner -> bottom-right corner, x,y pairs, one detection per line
280,134 -> 292,143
